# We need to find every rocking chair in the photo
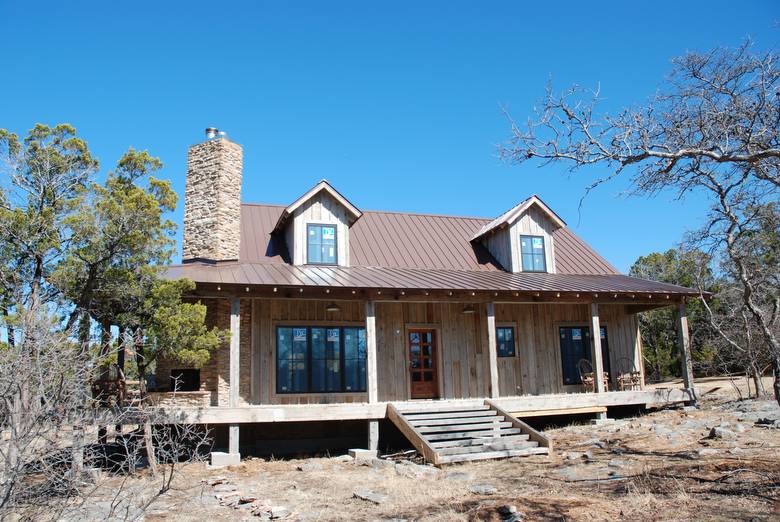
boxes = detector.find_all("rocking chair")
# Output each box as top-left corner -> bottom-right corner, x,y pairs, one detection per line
616,357 -> 642,391
577,359 -> 609,393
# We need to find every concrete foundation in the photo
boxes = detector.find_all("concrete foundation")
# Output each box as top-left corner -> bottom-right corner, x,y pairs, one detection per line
210,451 -> 241,468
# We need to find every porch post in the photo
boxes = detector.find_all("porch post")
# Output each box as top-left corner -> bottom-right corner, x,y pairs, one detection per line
676,300 -> 697,403
365,300 -> 379,451
486,302 -> 499,399
228,297 -> 241,456
589,303 -> 606,395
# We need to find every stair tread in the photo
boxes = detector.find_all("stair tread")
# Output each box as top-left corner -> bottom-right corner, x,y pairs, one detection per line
437,441 -> 539,456
430,433 -> 529,448
418,421 -> 511,434
410,415 -> 502,427
405,410 -> 499,421
437,447 -> 549,464
423,427 -> 523,441
400,404 -> 490,414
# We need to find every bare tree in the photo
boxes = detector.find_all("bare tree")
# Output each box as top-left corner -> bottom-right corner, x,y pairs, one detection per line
501,42 -> 780,405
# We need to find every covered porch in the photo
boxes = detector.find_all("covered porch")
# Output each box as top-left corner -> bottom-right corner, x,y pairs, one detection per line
154,276 -> 699,459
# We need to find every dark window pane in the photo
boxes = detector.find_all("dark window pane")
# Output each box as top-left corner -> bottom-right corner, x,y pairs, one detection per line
277,359 -> 291,392
277,328 -> 292,360
497,327 -> 515,357
559,326 -> 591,385
344,327 -> 367,392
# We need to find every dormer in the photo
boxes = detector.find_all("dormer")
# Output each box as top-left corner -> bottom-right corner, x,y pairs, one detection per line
471,195 -> 565,274
272,180 -> 362,267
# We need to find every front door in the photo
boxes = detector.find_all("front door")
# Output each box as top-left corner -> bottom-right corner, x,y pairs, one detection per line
408,329 -> 438,399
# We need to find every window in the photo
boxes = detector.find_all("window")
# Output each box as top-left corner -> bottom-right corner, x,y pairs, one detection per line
276,326 -> 366,393
170,369 -> 200,392
520,235 -> 546,272
559,326 -> 591,385
496,326 -> 516,357
307,224 -> 337,264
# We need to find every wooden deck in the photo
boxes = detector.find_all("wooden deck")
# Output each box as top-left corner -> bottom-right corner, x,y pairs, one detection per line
156,387 -> 693,425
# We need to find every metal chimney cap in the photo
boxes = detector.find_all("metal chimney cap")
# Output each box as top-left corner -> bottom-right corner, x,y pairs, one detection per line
217,130 -> 228,138
205,127 -> 218,139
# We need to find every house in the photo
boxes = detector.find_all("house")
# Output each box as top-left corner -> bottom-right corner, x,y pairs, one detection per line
158,130 -> 698,465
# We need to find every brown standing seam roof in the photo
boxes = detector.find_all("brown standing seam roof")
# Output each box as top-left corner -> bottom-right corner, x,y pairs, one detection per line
168,202 -> 696,295
165,262 -> 699,296
238,203 -> 618,275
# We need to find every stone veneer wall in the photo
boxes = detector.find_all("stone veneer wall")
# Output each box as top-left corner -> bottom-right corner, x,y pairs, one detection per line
154,298 -> 252,407
182,137 -> 243,261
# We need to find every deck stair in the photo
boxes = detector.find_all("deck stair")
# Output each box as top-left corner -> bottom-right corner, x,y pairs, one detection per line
387,400 -> 553,465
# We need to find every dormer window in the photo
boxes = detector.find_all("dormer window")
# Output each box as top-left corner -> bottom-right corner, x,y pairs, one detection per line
520,235 -> 547,272
307,224 -> 338,265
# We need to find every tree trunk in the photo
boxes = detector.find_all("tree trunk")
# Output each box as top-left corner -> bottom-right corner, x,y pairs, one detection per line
774,355 -> 780,408
143,420 -> 158,477
750,362 -> 765,398
134,328 -> 147,400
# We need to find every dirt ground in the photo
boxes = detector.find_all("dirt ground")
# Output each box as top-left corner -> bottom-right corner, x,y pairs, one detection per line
69,379 -> 780,521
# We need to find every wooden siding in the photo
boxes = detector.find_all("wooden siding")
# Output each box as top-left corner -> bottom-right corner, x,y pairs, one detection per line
188,298 -> 645,406
288,191 -> 351,266
508,204 -> 557,273
494,303 -> 642,396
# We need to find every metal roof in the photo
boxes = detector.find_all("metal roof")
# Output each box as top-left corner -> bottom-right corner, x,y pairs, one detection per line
239,203 -> 618,275
168,201 -> 695,296
165,262 -> 699,296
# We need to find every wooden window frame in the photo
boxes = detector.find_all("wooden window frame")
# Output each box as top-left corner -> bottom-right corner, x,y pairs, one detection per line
306,223 -> 339,266
519,234 -> 547,273
275,325 -> 366,394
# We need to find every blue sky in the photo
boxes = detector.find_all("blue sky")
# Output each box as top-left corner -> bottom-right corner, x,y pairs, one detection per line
1,2 -> 777,271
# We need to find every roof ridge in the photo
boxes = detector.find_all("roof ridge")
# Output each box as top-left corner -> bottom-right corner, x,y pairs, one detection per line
241,201 -> 491,221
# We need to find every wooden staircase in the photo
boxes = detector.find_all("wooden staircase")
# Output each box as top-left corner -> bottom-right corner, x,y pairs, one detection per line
387,400 -> 553,466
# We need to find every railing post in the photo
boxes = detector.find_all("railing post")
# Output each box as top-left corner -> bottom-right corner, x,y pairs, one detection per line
590,303 -> 606,394
486,302 -> 500,399
677,300 -> 697,404
229,297 -> 241,456
365,300 -> 379,451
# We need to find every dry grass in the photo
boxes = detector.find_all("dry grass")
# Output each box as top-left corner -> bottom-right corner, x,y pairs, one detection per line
96,386 -> 780,521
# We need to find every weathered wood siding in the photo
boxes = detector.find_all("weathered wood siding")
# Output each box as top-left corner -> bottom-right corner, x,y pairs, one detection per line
494,303 -> 642,396
174,298 -> 644,407
253,299 -> 366,405
288,191 -> 351,266
508,204 -> 557,273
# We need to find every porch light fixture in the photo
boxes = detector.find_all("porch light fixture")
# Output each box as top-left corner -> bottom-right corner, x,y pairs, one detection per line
461,304 -> 476,314
325,302 -> 341,313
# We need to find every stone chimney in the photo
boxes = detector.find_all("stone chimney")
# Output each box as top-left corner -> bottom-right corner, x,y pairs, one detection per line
182,129 -> 243,262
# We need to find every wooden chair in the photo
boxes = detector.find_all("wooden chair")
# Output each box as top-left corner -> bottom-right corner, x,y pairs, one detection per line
616,357 -> 642,391
577,358 -> 609,393
577,359 -> 596,392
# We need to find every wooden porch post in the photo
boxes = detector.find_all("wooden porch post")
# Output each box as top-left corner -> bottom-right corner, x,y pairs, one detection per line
486,302 -> 499,399
365,300 -> 379,451
677,300 -> 697,403
229,297 -> 240,455
589,303 -> 606,395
